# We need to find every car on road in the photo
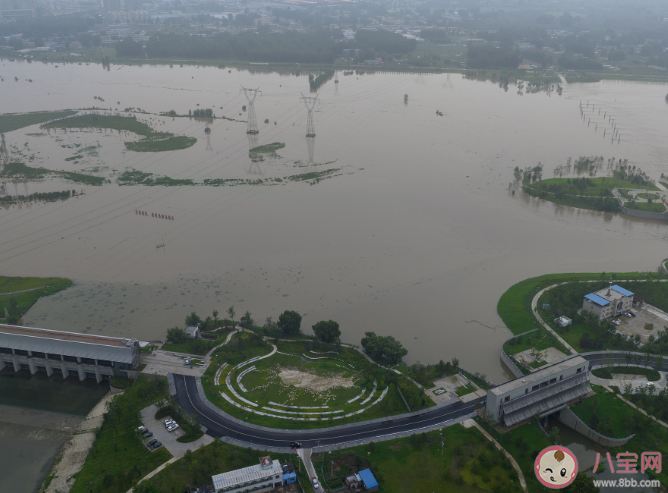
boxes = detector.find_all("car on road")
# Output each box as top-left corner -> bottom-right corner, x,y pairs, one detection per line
184,359 -> 190,366
312,477 -> 320,489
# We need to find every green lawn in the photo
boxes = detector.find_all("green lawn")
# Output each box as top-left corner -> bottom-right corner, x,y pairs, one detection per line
125,136 -> 197,152
70,375 -> 173,493
625,201 -> 667,212
503,327 -> 571,357
455,384 -> 476,396
570,387 -> 668,486
591,366 -> 660,381
0,276 -> 72,324
315,424 -> 521,493
637,192 -> 661,200
202,334 -> 432,429
0,110 -> 77,134
161,335 -> 223,356
475,417 -> 553,493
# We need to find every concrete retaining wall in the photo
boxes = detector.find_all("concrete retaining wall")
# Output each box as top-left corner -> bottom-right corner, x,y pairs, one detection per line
500,350 -> 525,379
620,205 -> 668,221
661,258 -> 668,275
557,407 -> 634,447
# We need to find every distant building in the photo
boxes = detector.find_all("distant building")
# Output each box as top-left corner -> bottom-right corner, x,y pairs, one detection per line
0,0 -> 36,19
582,285 -> 634,320
185,326 -> 200,339
487,355 -> 590,426
0,324 -> 140,382
212,456 -> 283,493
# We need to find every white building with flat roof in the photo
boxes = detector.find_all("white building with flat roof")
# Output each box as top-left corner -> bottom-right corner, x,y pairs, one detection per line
0,324 -> 140,382
582,285 -> 634,320
212,456 -> 283,493
487,355 -> 590,426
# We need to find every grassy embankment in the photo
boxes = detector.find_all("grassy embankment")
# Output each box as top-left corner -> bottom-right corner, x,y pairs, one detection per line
570,385 -> 668,486
625,201 -> 667,213
202,332 -> 432,430
523,177 -> 659,212
42,114 -> 196,152
475,417 -> 553,493
311,425 -> 521,493
0,276 -> 73,324
136,439 -> 313,493
0,161 -> 105,186
591,366 -> 660,381
536,277 -> 668,354
70,375 -> 173,493
0,110 -> 77,133
161,331 -> 231,355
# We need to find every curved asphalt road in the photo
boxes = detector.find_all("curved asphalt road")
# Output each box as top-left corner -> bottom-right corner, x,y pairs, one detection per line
174,374 -> 485,449
173,353 -> 666,449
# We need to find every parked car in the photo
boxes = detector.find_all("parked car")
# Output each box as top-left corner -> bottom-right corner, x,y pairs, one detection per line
624,312 -> 632,318
647,382 -> 655,388
612,319 -> 621,326
137,426 -> 146,432
629,311 -> 637,317
148,439 -> 157,446
164,419 -> 174,427
143,431 -> 153,438
312,477 -> 320,489
168,423 -> 179,431
152,441 -> 162,449
184,359 -> 190,366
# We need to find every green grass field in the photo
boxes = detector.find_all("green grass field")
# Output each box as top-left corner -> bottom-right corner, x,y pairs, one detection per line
475,417 -> 553,492
625,201 -> 667,212
0,276 -> 72,324
455,384 -> 476,396
591,366 -> 660,381
503,327 -> 571,357
125,136 -> 197,152
203,334 -> 432,429
636,192 -> 661,200
527,177 -> 658,197
316,424 -> 521,493
0,110 -> 77,134
70,375 -> 173,493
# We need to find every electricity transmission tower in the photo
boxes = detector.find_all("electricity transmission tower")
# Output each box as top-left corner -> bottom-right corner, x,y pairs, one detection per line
300,93 -> 319,137
240,87 -> 261,134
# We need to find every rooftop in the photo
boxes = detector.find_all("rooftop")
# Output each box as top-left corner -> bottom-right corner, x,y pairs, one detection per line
491,355 -> 588,396
584,293 -> 610,307
0,324 -> 130,348
212,459 -> 282,490
585,285 -> 634,307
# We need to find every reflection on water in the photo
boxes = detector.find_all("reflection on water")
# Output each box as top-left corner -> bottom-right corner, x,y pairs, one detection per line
3,62 -> 668,383
307,136 -> 315,165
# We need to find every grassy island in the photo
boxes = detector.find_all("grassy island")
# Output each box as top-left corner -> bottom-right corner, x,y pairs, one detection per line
0,110 -> 77,134
249,142 -> 285,162
523,177 -> 659,213
42,114 -> 197,152
0,162 -> 105,186
0,276 -> 73,324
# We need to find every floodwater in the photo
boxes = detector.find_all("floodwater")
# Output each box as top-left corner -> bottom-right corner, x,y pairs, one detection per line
0,370 -> 107,493
1,60 -> 667,384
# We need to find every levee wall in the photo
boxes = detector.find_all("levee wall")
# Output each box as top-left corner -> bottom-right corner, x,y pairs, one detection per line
620,205 -> 668,222
500,329 -> 538,379
557,407 -> 634,447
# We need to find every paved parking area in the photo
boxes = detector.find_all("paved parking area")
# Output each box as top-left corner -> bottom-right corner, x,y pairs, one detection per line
139,404 -> 213,459
590,371 -> 667,391
613,305 -> 668,342
141,350 -> 210,377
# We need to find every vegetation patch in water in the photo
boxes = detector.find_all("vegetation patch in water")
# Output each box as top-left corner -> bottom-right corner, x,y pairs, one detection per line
0,110 -> 77,134
0,162 -> 105,185
42,114 -> 171,139
125,136 -> 197,152
117,169 -> 195,186
249,142 -> 285,161
0,189 -> 79,205
286,168 -> 341,183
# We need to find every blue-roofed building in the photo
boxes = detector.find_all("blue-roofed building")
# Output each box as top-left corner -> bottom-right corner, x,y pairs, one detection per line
582,285 -> 634,320
358,469 -> 379,492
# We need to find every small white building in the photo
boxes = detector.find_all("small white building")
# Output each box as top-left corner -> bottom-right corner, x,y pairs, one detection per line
185,326 -> 200,339
582,285 -> 634,320
487,355 -> 590,426
212,456 -> 283,493
555,316 -> 572,327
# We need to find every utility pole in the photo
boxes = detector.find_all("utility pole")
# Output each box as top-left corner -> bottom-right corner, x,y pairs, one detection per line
301,93 -> 319,137
240,87 -> 261,134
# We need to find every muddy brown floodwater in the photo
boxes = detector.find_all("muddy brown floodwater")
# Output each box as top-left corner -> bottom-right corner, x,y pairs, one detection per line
1,60 -> 667,384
